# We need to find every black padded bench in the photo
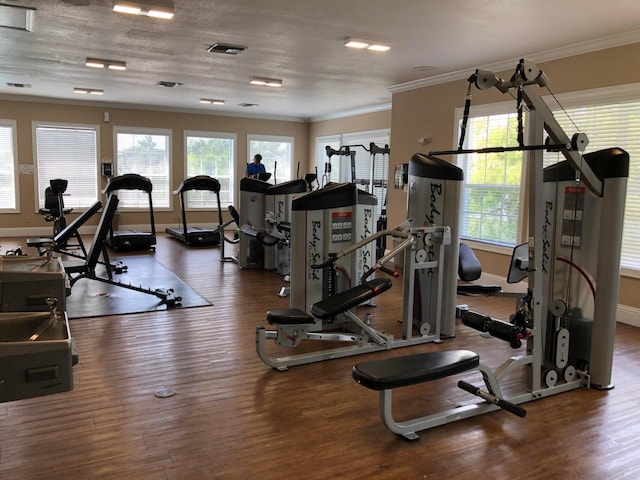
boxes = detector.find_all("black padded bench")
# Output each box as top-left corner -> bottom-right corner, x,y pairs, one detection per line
311,278 -> 391,319
352,350 -> 479,390
265,278 -> 392,326
352,349 -> 526,440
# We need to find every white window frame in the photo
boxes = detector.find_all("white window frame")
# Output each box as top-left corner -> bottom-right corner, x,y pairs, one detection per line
113,126 -> 172,211
0,119 -> 19,213
184,130 -> 236,207
455,83 -> 640,276
454,102 -> 527,251
247,134 -> 294,184
32,122 -> 100,211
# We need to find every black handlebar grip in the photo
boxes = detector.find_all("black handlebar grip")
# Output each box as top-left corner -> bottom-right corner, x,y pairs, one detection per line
461,310 -> 489,332
378,265 -> 399,278
497,398 -> 527,418
458,380 -> 526,418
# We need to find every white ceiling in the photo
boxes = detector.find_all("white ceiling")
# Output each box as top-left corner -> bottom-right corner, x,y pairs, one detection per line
1,0 -> 640,121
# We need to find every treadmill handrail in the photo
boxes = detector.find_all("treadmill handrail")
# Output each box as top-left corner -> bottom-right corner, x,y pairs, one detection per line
173,175 -> 221,194
103,173 -> 153,194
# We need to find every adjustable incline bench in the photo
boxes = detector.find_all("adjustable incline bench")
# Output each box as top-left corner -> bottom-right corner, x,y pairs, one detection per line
64,194 -> 181,307
28,201 -> 102,258
352,349 -> 526,440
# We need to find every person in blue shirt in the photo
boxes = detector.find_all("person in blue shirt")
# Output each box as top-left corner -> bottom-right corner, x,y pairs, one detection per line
246,154 -> 266,178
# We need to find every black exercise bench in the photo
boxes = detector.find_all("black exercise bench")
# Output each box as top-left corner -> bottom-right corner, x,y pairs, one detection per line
27,201 -> 102,258
266,277 -> 392,326
352,349 -> 526,440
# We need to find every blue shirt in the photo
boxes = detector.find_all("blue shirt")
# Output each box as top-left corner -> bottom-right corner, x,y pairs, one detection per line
246,162 -> 266,177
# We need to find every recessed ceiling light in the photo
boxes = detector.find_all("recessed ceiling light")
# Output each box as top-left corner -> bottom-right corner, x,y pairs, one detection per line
85,58 -> 127,71
207,43 -> 247,55
344,37 -> 390,52
112,1 -> 174,19
74,88 -> 104,95
250,77 -> 282,88
0,4 -> 36,32
199,98 -> 225,105
156,81 -> 182,88
413,65 -> 437,72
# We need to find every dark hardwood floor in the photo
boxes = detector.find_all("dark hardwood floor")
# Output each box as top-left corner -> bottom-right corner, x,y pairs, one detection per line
1,233 -> 640,479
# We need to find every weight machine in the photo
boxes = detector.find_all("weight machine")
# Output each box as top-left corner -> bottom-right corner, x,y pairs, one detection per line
38,179 -> 73,245
256,219 -> 452,370
325,143 -> 390,257
351,58 -> 629,440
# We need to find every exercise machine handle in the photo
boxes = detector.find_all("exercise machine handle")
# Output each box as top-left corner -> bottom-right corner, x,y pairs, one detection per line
458,380 -> 527,418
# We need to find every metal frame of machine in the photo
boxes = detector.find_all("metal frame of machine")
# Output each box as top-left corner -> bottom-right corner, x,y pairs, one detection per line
350,58 -> 629,439
255,221 -> 452,370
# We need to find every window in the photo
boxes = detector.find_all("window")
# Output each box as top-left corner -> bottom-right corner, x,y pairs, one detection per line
247,134 -> 293,183
185,131 -> 235,206
0,120 -> 19,213
34,123 -> 99,209
545,91 -> 640,273
114,128 -> 171,209
457,110 -> 524,246
456,84 -> 640,274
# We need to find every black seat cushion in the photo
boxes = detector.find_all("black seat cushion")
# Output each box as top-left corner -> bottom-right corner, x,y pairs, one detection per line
266,308 -> 314,325
352,350 -> 479,390
310,278 -> 392,320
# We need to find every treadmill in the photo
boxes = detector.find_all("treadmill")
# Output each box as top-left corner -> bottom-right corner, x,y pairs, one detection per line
102,173 -> 156,252
165,175 -> 223,246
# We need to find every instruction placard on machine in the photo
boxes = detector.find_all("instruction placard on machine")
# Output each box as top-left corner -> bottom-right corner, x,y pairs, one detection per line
331,212 -> 353,243
561,186 -> 585,248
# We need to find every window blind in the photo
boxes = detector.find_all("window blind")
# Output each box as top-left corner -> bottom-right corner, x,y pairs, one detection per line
185,132 -> 235,206
35,124 -> 99,209
0,122 -> 17,211
548,100 -> 640,271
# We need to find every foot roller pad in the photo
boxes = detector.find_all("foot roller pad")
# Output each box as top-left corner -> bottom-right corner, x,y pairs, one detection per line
266,308 -> 314,325
353,350 -> 479,390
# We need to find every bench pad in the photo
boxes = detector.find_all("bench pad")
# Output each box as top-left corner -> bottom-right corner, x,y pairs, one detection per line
310,278 -> 392,320
266,308 -> 314,325
457,284 -> 502,296
352,350 -> 479,390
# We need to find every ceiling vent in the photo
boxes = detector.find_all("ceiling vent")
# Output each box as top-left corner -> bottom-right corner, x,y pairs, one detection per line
6,83 -> 32,88
156,81 -> 182,88
239,103 -> 259,107
207,43 -> 247,55
0,4 -> 36,31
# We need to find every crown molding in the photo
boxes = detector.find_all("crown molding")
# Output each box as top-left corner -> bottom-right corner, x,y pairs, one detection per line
389,30 -> 640,94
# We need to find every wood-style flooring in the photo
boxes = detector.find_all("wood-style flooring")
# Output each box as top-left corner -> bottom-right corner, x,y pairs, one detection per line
1,234 -> 640,480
